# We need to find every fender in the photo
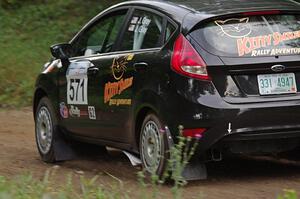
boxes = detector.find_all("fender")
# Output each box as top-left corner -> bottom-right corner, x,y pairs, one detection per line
131,89 -> 172,152
33,72 -> 60,121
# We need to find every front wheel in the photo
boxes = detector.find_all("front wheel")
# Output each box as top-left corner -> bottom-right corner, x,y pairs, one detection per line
139,113 -> 169,177
35,97 -> 58,163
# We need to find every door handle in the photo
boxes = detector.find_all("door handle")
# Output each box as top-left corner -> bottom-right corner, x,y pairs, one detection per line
134,62 -> 148,71
88,67 -> 99,76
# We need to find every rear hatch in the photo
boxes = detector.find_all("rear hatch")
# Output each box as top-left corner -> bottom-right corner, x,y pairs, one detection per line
189,12 -> 300,103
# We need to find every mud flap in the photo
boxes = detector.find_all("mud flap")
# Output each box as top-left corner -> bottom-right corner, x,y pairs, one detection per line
164,126 -> 208,181
182,159 -> 207,180
53,129 -> 77,161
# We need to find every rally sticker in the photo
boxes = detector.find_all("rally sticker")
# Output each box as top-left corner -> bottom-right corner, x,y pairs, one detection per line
60,102 -> 69,119
104,77 -> 133,105
237,30 -> 300,57
88,106 -> 96,120
215,17 -> 252,38
69,105 -> 81,118
66,61 -> 89,105
103,54 -> 135,106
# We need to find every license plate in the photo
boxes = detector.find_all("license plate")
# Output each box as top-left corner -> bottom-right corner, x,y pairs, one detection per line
257,73 -> 297,95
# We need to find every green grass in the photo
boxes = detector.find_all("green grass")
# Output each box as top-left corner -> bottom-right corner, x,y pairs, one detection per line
0,0 -> 121,107
0,171 -> 297,199
278,190 -> 298,199
0,171 -> 128,199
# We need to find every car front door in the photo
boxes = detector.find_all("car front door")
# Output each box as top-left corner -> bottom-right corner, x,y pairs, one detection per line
58,9 -> 130,138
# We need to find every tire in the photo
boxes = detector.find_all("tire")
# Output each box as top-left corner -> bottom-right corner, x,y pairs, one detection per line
35,97 -> 59,163
139,113 -> 169,178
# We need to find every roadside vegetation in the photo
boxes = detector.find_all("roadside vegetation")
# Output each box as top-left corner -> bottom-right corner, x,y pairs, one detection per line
0,130 -> 199,199
0,0 -> 120,107
0,172 -> 297,199
0,127 -> 298,199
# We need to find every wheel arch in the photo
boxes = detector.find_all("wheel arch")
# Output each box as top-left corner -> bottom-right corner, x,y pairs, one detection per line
135,106 -> 156,150
33,88 -> 48,120
133,90 -> 169,151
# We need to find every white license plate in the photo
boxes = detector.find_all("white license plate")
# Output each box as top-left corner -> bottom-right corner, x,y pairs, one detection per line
257,73 -> 297,95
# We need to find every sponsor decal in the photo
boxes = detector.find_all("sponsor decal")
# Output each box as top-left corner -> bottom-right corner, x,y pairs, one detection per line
59,102 -> 69,119
66,61 -> 89,105
128,16 -> 152,34
104,77 -> 133,104
69,105 -> 81,117
109,99 -> 132,106
237,30 -> 300,56
88,106 -> 96,120
111,54 -> 134,80
103,54 -> 134,106
215,18 -> 252,38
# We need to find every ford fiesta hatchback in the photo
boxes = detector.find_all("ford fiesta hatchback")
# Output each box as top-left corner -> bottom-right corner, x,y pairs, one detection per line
34,0 -> 300,179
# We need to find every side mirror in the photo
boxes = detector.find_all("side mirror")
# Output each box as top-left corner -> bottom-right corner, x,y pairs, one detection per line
50,43 -> 72,67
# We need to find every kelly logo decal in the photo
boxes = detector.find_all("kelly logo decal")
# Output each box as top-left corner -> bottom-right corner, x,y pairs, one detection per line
69,105 -> 81,117
237,30 -> 300,56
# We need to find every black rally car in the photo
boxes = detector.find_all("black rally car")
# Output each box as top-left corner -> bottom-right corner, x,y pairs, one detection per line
34,0 -> 300,178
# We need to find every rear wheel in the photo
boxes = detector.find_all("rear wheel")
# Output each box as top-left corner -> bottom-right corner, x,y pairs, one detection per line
139,113 -> 169,177
35,97 -> 58,163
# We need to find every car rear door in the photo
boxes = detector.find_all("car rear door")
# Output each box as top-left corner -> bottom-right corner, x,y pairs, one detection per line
90,8 -> 171,142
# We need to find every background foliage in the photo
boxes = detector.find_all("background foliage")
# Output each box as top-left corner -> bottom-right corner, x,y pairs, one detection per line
0,0 -> 121,107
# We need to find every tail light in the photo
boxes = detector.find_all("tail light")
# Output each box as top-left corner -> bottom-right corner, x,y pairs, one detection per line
171,34 -> 210,80
182,128 -> 206,138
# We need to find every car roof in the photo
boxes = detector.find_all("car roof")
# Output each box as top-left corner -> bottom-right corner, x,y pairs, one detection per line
118,0 -> 300,16
114,0 -> 300,33
71,0 -> 300,49
166,0 -> 300,14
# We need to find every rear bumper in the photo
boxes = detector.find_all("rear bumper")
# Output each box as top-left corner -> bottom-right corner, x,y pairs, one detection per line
194,108 -> 300,157
167,77 -> 300,157
223,127 -> 300,141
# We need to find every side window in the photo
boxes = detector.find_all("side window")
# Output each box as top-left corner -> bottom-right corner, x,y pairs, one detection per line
72,10 -> 127,57
165,22 -> 176,42
120,10 -> 163,51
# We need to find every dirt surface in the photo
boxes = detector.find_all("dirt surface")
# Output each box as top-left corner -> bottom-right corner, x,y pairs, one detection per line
0,108 -> 300,198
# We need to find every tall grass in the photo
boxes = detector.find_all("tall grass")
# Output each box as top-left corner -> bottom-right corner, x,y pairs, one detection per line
0,171 -> 128,199
136,125 -> 200,199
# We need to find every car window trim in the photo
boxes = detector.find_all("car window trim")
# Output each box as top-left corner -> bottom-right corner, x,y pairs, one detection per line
69,47 -> 162,61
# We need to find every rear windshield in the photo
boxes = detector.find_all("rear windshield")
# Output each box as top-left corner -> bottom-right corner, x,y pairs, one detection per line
192,15 -> 300,57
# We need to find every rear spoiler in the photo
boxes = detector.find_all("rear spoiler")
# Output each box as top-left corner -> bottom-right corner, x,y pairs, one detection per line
182,9 -> 300,35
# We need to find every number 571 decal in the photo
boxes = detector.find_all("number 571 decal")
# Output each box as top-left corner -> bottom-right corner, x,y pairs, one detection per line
66,61 -> 89,105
